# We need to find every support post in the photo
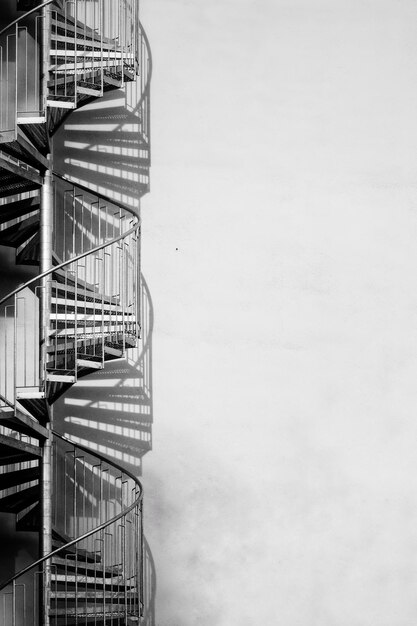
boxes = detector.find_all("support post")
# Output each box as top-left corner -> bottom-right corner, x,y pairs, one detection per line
40,160 -> 53,626
40,166 -> 53,384
41,431 -> 52,626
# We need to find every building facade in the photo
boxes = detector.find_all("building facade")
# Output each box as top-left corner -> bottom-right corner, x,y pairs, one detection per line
0,1 -> 155,623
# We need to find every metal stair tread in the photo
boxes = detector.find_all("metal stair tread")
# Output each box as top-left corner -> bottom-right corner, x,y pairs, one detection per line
0,484 -> 39,513
0,465 -> 39,491
0,433 -> 42,459
51,590 -> 138,599
76,358 -> 103,369
51,295 -> 132,311
46,373 -> 77,383
51,16 -> 126,48
50,607 -> 137,618
0,406 -> 48,439
0,214 -> 39,247
51,312 -> 135,322
50,573 -> 135,586
51,556 -> 123,575
0,195 -> 40,226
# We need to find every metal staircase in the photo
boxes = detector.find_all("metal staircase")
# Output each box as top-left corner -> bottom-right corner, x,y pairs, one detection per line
0,1 -> 154,624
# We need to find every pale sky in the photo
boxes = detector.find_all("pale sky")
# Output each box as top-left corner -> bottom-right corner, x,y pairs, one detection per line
140,1 -> 417,624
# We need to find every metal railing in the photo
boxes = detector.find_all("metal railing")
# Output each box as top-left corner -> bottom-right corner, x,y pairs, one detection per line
0,0 -> 141,137
0,181 -> 140,407
0,431 -> 144,626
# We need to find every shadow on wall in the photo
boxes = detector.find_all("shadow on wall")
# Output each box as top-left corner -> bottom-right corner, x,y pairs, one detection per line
143,536 -> 157,626
53,80 -> 150,215
53,274 -> 153,477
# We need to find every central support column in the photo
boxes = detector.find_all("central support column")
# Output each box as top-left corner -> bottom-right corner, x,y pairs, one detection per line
40,6 -> 53,624
40,164 -> 53,626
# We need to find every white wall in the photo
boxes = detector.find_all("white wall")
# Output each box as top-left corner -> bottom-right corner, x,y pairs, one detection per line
141,1 -> 417,625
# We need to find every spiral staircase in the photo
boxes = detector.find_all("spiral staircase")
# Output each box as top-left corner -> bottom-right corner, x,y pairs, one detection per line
0,1 -> 154,624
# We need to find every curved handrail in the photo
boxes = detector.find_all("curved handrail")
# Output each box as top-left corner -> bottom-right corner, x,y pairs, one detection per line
0,0 -> 54,37
0,429 -> 143,592
0,219 -> 140,308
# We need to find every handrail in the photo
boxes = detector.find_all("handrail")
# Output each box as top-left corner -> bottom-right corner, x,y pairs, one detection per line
0,219 -> 140,307
0,0 -> 54,37
0,429 -> 143,592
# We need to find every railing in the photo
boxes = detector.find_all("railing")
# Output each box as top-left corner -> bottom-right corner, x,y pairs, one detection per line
0,0 -> 141,137
0,183 -> 140,406
0,7 -> 44,139
0,431 -> 144,626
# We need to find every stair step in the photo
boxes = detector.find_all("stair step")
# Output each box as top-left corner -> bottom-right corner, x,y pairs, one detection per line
47,617 -> 139,626
16,390 -> 45,400
0,453 -> 37,467
0,215 -> 39,248
51,296 -> 129,313
103,73 -> 123,88
0,169 -> 40,199
52,278 -> 121,306
76,358 -> 103,369
16,501 -> 40,531
0,484 -> 39,513
104,345 -> 123,357
51,590 -> 138,600
51,556 -> 122,576
0,433 -> 42,461
50,59 -> 133,72
46,373 -> 76,383
17,123 -> 48,155
16,230 -> 40,265
51,17 -> 108,45
50,607 -> 137,618
46,335 -> 126,355
52,541 -> 102,565
0,466 -> 39,491
0,406 -> 48,439
51,312 -> 134,322
15,397 -> 49,425
50,34 -> 119,50
0,195 -> 40,226
0,132 -> 49,170
51,324 -> 130,337
16,116 -> 46,125
51,573 -> 135,587
46,99 -> 77,109
50,50 -> 126,60
77,85 -> 102,96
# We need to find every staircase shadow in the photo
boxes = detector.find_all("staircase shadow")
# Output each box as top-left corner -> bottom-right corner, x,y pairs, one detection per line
53,79 -> 150,215
53,274 -> 153,477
